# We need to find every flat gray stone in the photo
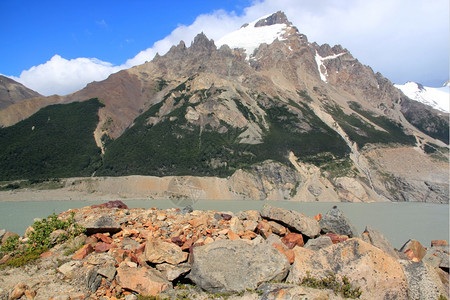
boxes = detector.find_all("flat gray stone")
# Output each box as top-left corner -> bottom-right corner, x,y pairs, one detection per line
85,215 -> 121,234
260,205 -> 320,238
188,239 -> 289,293
304,235 -> 333,251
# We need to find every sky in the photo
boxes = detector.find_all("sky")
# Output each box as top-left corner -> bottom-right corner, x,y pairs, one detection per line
1,0 -> 448,96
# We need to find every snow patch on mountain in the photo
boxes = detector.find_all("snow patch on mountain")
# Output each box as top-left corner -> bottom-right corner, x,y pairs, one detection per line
315,51 -> 346,82
395,81 -> 449,113
216,14 -> 288,60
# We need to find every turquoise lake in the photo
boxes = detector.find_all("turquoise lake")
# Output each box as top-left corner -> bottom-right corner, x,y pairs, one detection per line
0,199 -> 448,249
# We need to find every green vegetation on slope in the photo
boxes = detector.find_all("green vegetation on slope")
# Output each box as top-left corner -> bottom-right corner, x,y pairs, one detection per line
0,98 -> 103,180
326,102 -> 416,148
98,90 -> 256,177
0,82 -> 354,181
98,81 -> 351,178
253,102 -> 350,166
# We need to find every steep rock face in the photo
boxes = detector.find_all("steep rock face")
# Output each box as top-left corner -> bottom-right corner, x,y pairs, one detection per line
228,161 -> 301,200
365,146 -> 449,203
399,97 -> 449,144
0,75 -> 41,110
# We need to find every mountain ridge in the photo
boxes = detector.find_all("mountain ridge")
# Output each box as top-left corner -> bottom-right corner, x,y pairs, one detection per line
0,12 -> 448,203
0,75 -> 41,110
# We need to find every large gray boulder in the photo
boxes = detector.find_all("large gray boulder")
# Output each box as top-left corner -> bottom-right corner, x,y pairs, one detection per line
260,205 -> 320,238
319,206 -> 359,237
400,259 -> 448,299
287,238 -> 410,299
188,239 -> 290,293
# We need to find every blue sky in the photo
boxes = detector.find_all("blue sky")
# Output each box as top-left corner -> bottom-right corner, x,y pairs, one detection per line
1,0 -> 448,95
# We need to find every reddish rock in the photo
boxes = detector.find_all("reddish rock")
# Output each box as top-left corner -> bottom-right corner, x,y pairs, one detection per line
399,239 -> 426,262
116,265 -> 170,296
24,289 -> 37,299
256,221 -> 272,239
282,233 -> 304,249
171,236 -> 183,247
314,213 -> 322,221
181,238 -> 195,251
241,231 -> 257,240
221,213 -> 232,221
95,242 -> 114,253
40,251 -> 54,258
91,200 -> 128,209
431,240 -> 448,247
325,233 -> 349,244
72,244 -> 94,260
272,243 -> 295,264
111,248 -> 128,264
93,233 -> 113,244
227,231 -> 240,240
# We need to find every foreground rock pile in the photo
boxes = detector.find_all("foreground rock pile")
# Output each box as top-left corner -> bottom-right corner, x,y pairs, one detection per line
0,202 -> 448,299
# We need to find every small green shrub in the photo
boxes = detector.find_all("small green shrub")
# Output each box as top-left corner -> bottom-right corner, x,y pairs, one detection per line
0,235 -> 19,254
300,271 -> 362,299
4,251 -> 42,268
0,211 -> 85,267
27,211 -> 85,251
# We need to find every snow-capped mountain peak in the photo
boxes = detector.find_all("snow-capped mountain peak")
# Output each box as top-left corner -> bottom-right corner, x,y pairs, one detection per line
216,11 -> 293,60
395,81 -> 449,113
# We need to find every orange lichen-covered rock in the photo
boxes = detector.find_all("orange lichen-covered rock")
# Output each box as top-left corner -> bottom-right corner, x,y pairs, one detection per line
72,244 -> 94,260
281,233 -> 304,249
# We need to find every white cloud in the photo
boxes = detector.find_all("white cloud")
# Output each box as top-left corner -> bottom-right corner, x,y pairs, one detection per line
10,0 -> 449,96
11,55 -> 123,96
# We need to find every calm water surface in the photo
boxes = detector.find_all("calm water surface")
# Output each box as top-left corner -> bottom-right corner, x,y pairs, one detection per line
0,199 -> 448,249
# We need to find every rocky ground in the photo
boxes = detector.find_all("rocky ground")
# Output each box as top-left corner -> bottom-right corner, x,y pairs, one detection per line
0,201 -> 448,299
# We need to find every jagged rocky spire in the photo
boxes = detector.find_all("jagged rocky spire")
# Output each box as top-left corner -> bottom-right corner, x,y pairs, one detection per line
254,11 -> 292,27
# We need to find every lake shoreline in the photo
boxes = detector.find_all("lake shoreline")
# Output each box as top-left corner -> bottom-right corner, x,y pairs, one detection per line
1,198 -> 448,249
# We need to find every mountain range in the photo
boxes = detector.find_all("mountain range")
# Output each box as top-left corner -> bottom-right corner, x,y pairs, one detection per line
0,12 -> 448,203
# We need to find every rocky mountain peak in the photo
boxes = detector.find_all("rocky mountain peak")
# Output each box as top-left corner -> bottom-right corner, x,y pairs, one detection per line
217,11 -> 298,59
190,32 -> 216,52
254,11 -> 292,27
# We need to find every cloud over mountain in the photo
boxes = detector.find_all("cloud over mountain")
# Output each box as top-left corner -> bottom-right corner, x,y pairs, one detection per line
9,0 -> 449,96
